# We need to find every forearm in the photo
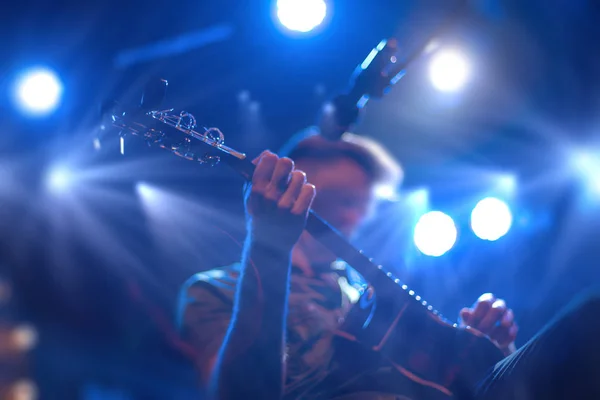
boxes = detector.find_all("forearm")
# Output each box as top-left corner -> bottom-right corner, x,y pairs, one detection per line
210,234 -> 292,400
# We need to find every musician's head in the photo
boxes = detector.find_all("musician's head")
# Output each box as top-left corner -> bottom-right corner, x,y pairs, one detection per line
280,128 -> 403,241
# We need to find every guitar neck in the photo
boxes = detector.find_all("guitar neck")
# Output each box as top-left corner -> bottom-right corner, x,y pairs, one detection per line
123,82 -> 446,325
318,79 -> 369,141
225,155 -> 445,322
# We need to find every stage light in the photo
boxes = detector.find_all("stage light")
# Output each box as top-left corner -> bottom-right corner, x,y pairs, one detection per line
13,67 -> 63,116
571,150 -> 600,194
572,151 -> 597,172
135,182 -> 156,203
497,174 -> 517,193
428,49 -> 470,92
470,197 -> 512,241
46,166 -> 73,194
276,0 -> 327,33
374,184 -> 397,200
406,188 -> 429,207
93,137 -> 102,151
413,211 -> 457,257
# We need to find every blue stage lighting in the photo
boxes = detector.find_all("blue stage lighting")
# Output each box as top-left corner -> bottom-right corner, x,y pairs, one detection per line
428,49 -> 470,92
46,166 -> 73,194
413,211 -> 457,257
276,0 -> 327,33
497,174 -> 516,193
13,67 -> 63,116
572,151 -> 600,195
470,197 -> 512,241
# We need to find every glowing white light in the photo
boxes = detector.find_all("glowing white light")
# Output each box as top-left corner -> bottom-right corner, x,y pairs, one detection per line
46,166 -> 72,193
135,182 -> 165,209
470,197 -> 512,241
406,188 -> 429,207
497,174 -> 516,192
571,151 -> 600,194
428,49 -> 470,92
374,184 -> 396,200
136,182 -> 153,198
413,211 -> 457,257
14,67 -> 63,116
277,0 -> 327,33
572,151 -> 597,172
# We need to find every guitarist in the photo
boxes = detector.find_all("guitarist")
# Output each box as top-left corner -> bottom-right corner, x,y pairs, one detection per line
177,129 -> 524,399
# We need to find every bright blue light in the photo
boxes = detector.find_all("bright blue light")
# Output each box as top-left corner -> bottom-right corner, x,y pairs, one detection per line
572,151 -> 600,195
46,166 -> 73,194
276,0 -> 327,33
413,211 -> 457,257
470,197 -> 512,241
497,174 -> 516,192
13,67 -> 63,116
429,49 -> 470,92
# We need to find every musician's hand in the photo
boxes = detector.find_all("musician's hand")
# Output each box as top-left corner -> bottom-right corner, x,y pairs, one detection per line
459,293 -> 518,355
245,150 -> 316,250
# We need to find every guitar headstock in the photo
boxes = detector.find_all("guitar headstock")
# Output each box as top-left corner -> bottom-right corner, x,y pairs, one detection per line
109,101 -> 247,169
319,38 -> 404,140
349,38 -> 405,102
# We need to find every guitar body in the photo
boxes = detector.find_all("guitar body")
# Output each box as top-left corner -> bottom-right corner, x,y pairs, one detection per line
321,286 -> 504,400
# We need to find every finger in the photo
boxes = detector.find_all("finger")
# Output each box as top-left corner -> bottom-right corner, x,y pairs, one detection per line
500,308 -> 514,328
252,150 -> 271,165
508,323 -> 518,342
469,293 -> 496,327
474,292 -> 496,306
264,157 -> 294,203
459,308 -> 472,325
494,322 -> 518,348
271,157 -> 294,190
490,324 -> 510,347
290,184 -> 316,216
252,151 -> 278,191
278,171 -> 307,210
477,299 -> 507,332
490,310 -> 516,345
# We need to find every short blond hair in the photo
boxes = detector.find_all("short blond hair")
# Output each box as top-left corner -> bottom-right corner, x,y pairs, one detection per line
278,127 -> 403,190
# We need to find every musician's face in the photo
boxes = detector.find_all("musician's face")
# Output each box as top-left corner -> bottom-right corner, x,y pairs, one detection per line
296,157 -> 374,238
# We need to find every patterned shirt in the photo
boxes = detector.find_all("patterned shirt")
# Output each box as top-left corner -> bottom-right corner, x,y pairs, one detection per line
177,262 -> 453,400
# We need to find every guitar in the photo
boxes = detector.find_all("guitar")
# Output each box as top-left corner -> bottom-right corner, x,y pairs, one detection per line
107,39 -> 504,399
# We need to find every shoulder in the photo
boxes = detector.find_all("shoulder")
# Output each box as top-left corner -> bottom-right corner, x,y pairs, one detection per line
176,264 -> 241,328
181,263 -> 241,298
